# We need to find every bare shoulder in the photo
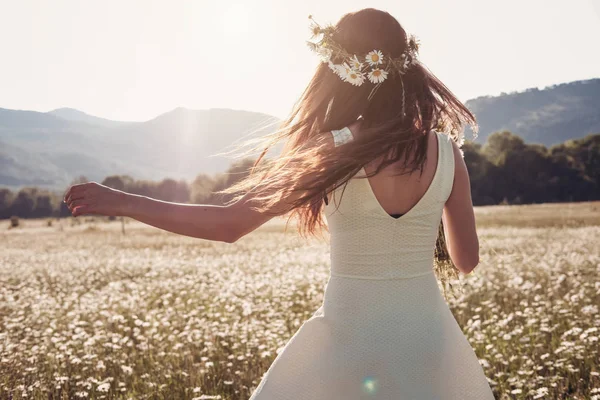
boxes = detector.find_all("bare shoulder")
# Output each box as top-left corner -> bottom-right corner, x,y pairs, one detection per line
446,137 -> 471,200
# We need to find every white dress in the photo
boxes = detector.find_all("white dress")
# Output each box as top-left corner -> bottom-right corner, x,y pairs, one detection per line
249,128 -> 495,400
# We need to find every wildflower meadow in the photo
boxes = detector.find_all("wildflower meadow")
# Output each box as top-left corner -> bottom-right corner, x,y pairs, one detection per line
1,202 -> 599,399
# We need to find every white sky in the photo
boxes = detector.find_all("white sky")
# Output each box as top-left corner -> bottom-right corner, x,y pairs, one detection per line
1,0 -> 599,122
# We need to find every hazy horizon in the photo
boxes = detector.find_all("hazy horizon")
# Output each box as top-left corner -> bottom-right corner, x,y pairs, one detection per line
1,0 -> 599,122
6,76 -> 600,124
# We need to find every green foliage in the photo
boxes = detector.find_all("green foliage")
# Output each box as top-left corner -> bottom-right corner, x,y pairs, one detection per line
482,130 -> 526,165
1,131 -> 600,220
468,131 -> 600,205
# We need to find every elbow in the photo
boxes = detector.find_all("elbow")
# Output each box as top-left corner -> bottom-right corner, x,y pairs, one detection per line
225,235 -> 240,244
451,236 -> 480,275
222,230 -> 240,244
222,226 -> 244,244
455,253 -> 479,275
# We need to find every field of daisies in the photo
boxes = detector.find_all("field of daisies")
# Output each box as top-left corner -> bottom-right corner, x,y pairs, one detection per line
1,201 -> 599,400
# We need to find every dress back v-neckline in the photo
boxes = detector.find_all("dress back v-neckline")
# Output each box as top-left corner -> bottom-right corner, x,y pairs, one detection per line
331,126 -> 442,222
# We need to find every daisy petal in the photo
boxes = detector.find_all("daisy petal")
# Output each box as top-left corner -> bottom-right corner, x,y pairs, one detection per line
365,50 -> 384,66
368,68 -> 388,84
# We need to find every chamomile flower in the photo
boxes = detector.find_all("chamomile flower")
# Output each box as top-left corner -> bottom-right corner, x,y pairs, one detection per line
345,70 -> 365,86
349,55 -> 363,71
408,35 -> 420,52
317,46 -> 333,62
96,383 -> 110,392
327,60 -> 337,72
334,62 -> 352,80
306,41 -> 318,52
309,21 -> 322,38
365,50 -> 384,66
368,68 -> 388,84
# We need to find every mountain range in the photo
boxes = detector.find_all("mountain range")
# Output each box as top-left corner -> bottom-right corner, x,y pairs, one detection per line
1,78 -> 598,190
0,107 -> 280,190
465,78 -> 600,144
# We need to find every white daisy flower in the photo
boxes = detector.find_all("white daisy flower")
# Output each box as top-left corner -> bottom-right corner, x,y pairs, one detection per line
309,21 -> 322,38
306,41 -> 318,53
334,62 -> 352,80
349,55 -> 363,71
327,60 -> 337,72
317,46 -> 333,62
368,68 -> 388,84
365,50 -> 384,66
96,383 -> 110,392
345,70 -> 365,86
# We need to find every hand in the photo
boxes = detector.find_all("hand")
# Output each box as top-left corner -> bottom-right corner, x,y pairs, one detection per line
63,182 -> 128,217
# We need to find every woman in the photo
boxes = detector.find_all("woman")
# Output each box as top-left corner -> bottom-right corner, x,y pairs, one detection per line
64,8 -> 495,399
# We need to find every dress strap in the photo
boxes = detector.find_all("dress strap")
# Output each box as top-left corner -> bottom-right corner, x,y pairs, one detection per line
330,127 -> 354,147
325,127 -> 354,205
436,132 -> 456,202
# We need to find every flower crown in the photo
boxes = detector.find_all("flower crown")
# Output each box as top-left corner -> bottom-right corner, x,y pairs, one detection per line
306,15 -> 420,89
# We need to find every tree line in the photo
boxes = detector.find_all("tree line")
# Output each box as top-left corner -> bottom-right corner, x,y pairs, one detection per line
1,130 -> 598,220
464,131 -> 599,204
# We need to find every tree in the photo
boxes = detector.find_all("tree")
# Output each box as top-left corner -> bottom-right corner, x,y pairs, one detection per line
191,173 -> 216,204
101,175 -> 129,230
32,194 -> 54,218
463,142 -> 500,205
0,188 -> 14,220
210,158 -> 256,205
156,178 -> 190,203
102,175 -> 126,191
10,189 -> 35,218
482,131 -> 526,165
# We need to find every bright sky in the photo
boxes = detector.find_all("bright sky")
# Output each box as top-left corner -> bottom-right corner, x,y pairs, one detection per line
1,0 -> 599,122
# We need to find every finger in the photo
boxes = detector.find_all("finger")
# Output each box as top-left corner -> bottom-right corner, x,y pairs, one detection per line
66,192 -> 86,205
63,187 -> 73,203
64,185 -> 80,203
68,200 -> 90,212
72,184 -> 89,193
69,199 -> 89,210
73,204 -> 95,217
67,190 -> 87,202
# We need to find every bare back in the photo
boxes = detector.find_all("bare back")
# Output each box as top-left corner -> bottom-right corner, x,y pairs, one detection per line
346,121 -> 440,217
329,120 -> 479,274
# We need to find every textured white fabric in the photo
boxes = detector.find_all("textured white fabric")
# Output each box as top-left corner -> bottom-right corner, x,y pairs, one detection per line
249,129 -> 495,400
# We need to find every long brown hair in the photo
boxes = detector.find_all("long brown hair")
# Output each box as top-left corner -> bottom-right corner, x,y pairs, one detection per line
218,8 -> 476,293
220,8 -> 475,226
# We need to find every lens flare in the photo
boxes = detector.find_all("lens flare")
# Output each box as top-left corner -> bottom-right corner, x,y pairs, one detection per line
362,376 -> 378,395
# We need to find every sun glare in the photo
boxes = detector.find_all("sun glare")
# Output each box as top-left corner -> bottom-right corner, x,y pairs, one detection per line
221,3 -> 251,37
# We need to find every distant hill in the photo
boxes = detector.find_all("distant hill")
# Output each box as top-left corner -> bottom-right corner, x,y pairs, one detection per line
49,107 -> 130,128
0,107 -> 85,130
466,78 -> 600,146
0,107 -> 281,190
1,78 -> 598,190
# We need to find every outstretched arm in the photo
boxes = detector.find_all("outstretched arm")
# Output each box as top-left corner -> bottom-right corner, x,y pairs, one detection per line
64,133 -> 335,243
63,182 -> 276,243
